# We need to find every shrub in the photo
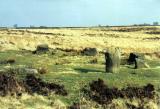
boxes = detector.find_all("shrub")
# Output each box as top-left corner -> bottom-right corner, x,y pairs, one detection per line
89,57 -> 98,64
6,58 -> 16,64
81,48 -> 98,56
38,67 -> 48,74
0,58 -> 16,64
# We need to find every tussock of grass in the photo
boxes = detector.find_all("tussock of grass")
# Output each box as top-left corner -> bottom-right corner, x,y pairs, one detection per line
0,94 -> 67,109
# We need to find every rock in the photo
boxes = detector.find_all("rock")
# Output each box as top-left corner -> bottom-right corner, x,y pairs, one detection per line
0,59 -> 16,64
128,53 -> 150,69
105,47 -> 121,73
34,44 -> 49,54
128,53 -> 139,69
37,44 -> 49,51
6,58 -> 16,64
24,68 -> 38,74
128,53 -> 138,64
38,67 -> 47,74
81,48 -> 98,56
136,59 -> 150,68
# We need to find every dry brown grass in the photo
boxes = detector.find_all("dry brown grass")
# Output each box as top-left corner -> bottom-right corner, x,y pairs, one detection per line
0,26 -> 160,54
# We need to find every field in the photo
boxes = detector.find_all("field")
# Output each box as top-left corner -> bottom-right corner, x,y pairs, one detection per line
0,26 -> 160,109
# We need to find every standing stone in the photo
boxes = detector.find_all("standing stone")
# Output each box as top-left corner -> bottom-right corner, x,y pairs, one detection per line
128,53 -> 139,69
105,47 -> 121,73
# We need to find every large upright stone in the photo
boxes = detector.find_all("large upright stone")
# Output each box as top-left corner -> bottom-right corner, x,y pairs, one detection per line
105,47 -> 121,73
128,53 -> 150,69
128,53 -> 139,69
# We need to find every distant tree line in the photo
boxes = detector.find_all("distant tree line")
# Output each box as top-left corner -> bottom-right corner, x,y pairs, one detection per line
133,22 -> 159,26
1,22 -> 159,29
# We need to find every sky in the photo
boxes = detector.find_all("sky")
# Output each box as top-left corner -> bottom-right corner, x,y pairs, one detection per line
0,0 -> 160,27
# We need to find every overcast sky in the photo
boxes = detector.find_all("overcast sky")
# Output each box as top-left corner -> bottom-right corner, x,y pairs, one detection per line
0,0 -> 160,27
